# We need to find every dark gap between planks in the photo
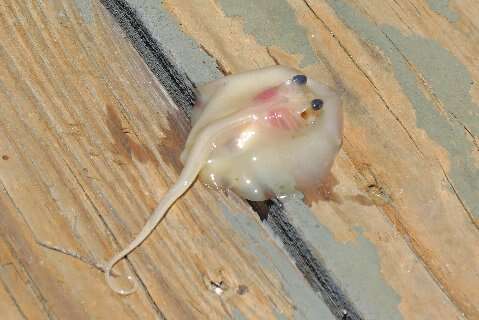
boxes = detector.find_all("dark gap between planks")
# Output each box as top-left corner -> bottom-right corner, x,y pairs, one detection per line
99,1 -> 363,319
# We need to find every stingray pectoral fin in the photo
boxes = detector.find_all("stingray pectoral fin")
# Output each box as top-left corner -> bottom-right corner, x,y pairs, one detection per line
185,66 -> 299,163
196,77 -> 229,106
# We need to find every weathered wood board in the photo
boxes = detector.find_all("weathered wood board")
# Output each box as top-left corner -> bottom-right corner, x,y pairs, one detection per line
1,0 -> 478,319
0,1 -> 337,319
156,0 -> 478,319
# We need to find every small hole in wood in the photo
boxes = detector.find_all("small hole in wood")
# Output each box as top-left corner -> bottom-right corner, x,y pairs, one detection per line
236,284 -> 248,295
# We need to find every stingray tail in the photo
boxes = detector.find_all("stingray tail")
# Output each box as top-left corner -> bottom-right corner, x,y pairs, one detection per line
104,108 -> 257,295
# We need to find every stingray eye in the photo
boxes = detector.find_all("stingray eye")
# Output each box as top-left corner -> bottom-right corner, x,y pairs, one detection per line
311,98 -> 324,111
292,74 -> 307,85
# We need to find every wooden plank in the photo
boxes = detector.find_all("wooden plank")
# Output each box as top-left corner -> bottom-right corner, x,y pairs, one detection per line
162,0 -> 478,319
0,243 -> 51,320
0,284 -> 24,320
0,1 -> 335,319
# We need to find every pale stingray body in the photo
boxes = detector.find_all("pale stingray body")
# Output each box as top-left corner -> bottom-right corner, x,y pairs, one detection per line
104,66 -> 343,294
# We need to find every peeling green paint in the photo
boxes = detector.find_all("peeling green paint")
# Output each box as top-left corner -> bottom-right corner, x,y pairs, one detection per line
218,0 -> 317,66
327,0 -> 479,218
427,0 -> 459,22
73,0 -> 93,24
222,205 -> 335,320
273,308 -> 289,320
230,308 -> 289,320
126,0 -> 222,84
283,198 -> 403,320
231,308 -> 248,320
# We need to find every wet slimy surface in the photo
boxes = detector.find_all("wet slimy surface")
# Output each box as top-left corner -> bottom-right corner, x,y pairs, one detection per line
104,66 -> 343,294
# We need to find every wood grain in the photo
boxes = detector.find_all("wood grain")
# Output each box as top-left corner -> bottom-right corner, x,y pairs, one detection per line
0,1 -> 329,319
163,0 -> 478,319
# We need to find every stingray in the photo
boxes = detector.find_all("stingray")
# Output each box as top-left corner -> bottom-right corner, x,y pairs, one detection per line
105,66 -> 343,294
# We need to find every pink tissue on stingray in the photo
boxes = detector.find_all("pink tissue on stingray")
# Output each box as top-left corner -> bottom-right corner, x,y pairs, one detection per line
182,66 -> 343,201
265,107 -> 301,130
254,86 -> 279,102
102,66 -> 343,296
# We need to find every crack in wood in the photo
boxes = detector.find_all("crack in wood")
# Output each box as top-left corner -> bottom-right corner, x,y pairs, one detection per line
266,47 -> 281,65
1,143 -> 163,318
438,162 -> 478,229
0,265 -> 29,320
378,31 -> 478,230
58,132 -> 166,319
199,43 -> 231,75
0,192 -> 57,320
344,164 -> 469,320
36,240 -> 111,275
99,0 -> 196,116
305,0 -> 426,159
448,111 -> 479,151
250,199 -> 363,320
300,2 -> 474,317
